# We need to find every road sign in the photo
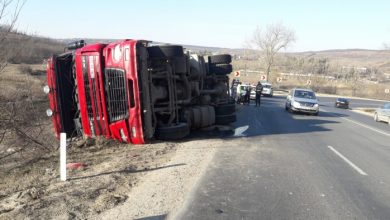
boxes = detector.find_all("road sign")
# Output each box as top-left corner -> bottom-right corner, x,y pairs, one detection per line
277,77 -> 282,82
234,71 -> 240,77
261,75 -> 267,81
306,80 -> 312,85
385,88 -> 390,94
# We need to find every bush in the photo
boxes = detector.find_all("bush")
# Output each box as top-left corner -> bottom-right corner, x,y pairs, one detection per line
18,64 -> 33,75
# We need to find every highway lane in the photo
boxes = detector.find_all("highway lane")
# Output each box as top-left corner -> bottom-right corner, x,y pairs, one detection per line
318,95 -> 388,108
318,95 -> 390,134
175,95 -> 390,220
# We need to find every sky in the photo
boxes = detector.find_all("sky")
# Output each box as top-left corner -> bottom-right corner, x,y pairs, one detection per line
13,0 -> 390,52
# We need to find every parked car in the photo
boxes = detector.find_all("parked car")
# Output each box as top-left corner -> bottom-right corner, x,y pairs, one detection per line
285,88 -> 319,115
374,103 -> 390,124
335,98 -> 349,109
261,82 -> 273,97
250,86 -> 256,100
235,84 -> 252,103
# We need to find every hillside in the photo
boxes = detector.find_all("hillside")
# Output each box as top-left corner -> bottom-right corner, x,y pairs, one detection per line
1,29 -> 64,64
3,32 -> 389,72
290,49 -> 390,72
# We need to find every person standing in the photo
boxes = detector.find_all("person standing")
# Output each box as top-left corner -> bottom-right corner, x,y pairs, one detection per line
255,81 -> 263,107
245,86 -> 251,105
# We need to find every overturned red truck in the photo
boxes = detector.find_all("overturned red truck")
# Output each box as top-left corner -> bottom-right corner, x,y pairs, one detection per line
45,39 -> 236,144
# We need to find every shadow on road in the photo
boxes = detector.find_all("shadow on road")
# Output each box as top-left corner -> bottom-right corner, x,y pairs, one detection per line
186,97 -> 346,140
69,163 -> 186,181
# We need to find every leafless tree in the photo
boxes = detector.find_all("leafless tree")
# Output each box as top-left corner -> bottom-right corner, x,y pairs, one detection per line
252,22 -> 296,81
0,0 -> 26,72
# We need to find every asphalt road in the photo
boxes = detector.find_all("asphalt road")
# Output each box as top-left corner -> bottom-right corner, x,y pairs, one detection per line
176,95 -> 390,220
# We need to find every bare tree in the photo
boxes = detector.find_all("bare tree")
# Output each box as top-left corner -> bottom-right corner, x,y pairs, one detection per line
0,0 -> 26,72
252,22 -> 296,81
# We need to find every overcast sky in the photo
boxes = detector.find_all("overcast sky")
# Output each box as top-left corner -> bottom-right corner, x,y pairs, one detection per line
15,0 -> 390,52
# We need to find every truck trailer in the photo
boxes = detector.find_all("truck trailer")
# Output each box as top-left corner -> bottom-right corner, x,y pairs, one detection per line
45,39 -> 236,144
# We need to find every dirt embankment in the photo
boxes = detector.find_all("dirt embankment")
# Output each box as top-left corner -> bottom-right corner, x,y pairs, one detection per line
0,135 -> 222,220
0,138 -> 180,219
0,64 -> 224,220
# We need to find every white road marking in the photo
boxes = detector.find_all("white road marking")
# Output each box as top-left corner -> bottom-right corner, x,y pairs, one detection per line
322,109 -> 390,137
234,125 -> 249,137
339,116 -> 390,137
327,146 -> 368,176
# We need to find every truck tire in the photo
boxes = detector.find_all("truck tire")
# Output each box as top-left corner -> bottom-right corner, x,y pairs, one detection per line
215,103 -> 235,115
215,114 -> 236,125
209,64 -> 232,75
208,54 -> 232,64
192,107 -> 202,129
155,123 -> 190,140
147,45 -> 184,59
207,106 -> 216,125
173,56 -> 187,73
200,107 -> 210,127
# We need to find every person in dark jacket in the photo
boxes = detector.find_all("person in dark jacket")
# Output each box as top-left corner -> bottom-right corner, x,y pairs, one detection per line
255,82 -> 263,107
245,86 -> 251,105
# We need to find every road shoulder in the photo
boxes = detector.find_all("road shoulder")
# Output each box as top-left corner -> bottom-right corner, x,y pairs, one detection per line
96,138 -> 221,220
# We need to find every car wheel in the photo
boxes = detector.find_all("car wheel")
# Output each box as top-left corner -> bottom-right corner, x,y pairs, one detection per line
285,104 -> 288,111
313,111 -> 319,116
287,103 -> 293,113
374,113 -> 379,122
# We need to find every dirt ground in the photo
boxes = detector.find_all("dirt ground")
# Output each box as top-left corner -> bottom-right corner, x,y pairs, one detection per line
0,138 -> 181,219
0,63 -> 225,220
0,132 -> 226,220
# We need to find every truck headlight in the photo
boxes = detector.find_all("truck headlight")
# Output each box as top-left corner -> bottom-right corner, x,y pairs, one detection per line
43,85 -> 50,94
46,109 -> 53,117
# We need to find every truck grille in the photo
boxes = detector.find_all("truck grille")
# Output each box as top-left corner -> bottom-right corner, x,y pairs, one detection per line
105,68 -> 129,122
82,61 -> 94,120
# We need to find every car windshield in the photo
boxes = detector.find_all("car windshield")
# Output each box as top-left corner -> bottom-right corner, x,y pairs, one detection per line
240,86 -> 248,91
263,85 -> 271,88
338,98 -> 348,102
294,90 -> 316,99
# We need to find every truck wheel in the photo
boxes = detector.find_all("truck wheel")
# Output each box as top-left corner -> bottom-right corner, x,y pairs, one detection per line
200,107 -> 210,127
207,106 -> 216,125
147,45 -> 184,59
192,107 -> 201,129
208,54 -> 232,64
209,64 -> 232,75
215,103 -> 235,115
173,56 -> 187,73
155,123 -> 190,140
215,114 -> 236,125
